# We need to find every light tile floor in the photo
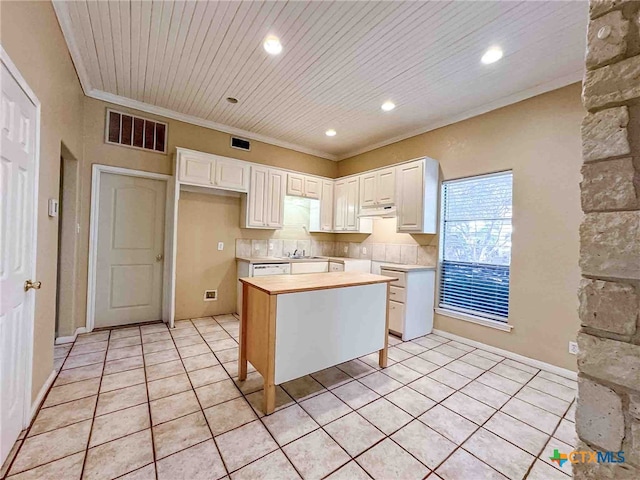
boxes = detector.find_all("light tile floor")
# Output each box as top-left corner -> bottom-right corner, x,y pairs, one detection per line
1,315 -> 578,480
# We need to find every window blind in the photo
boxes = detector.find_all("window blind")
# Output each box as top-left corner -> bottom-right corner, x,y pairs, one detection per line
439,171 -> 512,321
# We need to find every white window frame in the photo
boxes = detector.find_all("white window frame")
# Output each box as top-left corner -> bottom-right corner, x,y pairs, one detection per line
435,170 -> 514,332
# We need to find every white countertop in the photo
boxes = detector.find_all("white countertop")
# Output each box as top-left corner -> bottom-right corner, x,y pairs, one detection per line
236,256 -> 436,270
378,263 -> 436,272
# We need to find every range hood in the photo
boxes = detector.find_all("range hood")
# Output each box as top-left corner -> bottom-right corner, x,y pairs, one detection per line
358,205 -> 397,218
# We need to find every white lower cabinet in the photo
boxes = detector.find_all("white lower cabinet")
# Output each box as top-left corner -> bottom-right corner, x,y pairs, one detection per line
388,301 -> 405,334
291,262 -> 329,274
381,267 -> 435,340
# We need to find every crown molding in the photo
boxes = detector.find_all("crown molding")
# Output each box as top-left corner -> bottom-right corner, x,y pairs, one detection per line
51,0 -> 337,161
336,70 -> 584,160
87,89 -> 338,161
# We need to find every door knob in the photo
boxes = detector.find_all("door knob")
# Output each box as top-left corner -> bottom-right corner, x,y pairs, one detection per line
156,253 -> 164,261
24,280 -> 42,291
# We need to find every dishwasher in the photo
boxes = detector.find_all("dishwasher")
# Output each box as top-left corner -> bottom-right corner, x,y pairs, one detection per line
237,262 -> 291,319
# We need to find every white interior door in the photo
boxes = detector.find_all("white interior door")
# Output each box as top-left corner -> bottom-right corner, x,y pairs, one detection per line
0,60 -> 38,465
94,173 -> 166,328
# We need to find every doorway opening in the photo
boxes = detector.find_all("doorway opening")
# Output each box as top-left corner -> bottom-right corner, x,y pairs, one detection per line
55,144 -> 79,339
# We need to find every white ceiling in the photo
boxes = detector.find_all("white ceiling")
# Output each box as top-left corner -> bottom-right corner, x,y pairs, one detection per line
53,1 -> 588,160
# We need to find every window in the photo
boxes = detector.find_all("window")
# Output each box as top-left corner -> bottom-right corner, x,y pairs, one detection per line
438,171 -> 512,322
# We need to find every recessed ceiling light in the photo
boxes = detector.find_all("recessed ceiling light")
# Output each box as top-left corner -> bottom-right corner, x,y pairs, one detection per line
325,129 -> 337,137
381,101 -> 395,112
481,47 -> 503,65
226,97 -> 238,104
263,35 -> 282,55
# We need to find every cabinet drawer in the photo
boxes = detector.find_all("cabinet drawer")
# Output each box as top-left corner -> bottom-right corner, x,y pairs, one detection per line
381,269 -> 406,287
389,285 -> 406,303
388,300 -> 405,334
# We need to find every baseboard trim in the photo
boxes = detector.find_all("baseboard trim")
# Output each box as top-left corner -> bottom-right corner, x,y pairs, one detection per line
55,327 -> 87,345
29,369 -> 56,423
432,328 -> 578,381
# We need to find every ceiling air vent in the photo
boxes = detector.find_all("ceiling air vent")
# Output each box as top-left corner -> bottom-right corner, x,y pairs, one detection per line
230,136 -> 251,151
106,108 -> 167,154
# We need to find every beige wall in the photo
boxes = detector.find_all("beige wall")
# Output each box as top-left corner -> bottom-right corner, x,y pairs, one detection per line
175,192 -> 334,319
79,97 -> 337,328
339,83 -> 584,371
1,1 -> 86,401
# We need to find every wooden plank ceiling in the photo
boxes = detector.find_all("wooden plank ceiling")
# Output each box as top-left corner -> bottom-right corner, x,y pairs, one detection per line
53,1 -> 588,159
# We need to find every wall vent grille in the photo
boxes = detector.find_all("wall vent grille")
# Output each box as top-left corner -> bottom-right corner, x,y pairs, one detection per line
106,108 -> 167,154
231,136 -> 251,151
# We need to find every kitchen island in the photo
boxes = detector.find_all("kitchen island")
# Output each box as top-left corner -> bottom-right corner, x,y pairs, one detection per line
238,272 -> 396,414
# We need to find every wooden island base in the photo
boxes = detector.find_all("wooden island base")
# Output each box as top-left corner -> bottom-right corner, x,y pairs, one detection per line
237,272 -> 396,414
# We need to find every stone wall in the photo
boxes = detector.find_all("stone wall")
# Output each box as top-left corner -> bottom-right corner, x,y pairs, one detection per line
576,1 -> 640,478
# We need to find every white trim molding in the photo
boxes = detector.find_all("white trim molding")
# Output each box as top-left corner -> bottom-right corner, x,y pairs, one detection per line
87,165 -> 173,332
432,328 -> 578,381
435,308 -> 514,332
30,370 -> 56,422
1,45 -> 42,432
89,90 -> 338,161
55,327 -> 88,345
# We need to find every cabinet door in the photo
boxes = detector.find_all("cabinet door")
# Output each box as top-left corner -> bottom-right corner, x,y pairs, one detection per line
333,181 -> 346,230
345,177 -> 359,230
287,173 -> 305,197
320,180 -> 334,231
376,167 -> 396,205
178,152 -> 215,186
397,161 -> 424,232
248,166 -> 268,227
267,169 -> 285,228
304,176 -> 321,199
360,172 -> 377,208
388,301 -> 405,334
215,158 -> 249,192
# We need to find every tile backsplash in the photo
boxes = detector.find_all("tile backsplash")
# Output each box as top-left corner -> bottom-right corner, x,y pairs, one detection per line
236,238 -> 436,266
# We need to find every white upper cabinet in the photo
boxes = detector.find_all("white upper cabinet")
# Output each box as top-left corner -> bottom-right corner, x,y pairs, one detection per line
287,173 -> 305,196
304,176 -> 321,199
396,158 -> 439,233
178,150 -> 215,186
243,166 -> 285,229
320,180 -> 334,231
360,172 -> 377,208
359,167 -> 396,208
287,173 -> 321,199
333,180 -> 347,231
345,177 -> 359,230
377,167 -> 396,205
267,169 -> 285,228
177,148 -> 248,192
215,157 -> 249,191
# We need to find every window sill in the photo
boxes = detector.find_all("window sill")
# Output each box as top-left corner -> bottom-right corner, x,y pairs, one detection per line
435,308 -> 514,332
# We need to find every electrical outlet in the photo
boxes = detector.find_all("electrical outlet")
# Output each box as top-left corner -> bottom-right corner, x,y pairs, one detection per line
217,242 -> 224,251
203,290 -> 218,301
344,245 -> 348,253
568,341 -> 579,355
362,247 -> 367,255
268,242 -> 273,251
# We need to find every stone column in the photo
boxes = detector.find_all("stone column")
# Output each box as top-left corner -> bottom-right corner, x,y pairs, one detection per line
576,1 -> 640,478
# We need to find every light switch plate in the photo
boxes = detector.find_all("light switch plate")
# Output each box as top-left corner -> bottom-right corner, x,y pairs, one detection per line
217,242 -> 224,251
48,199 -> 59,217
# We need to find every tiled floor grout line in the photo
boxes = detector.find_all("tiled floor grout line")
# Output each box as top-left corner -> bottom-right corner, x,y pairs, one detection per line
165,324 -> 231,477
1,336 -> 88,478
7,322 -> 578,480
78,330 -> 111,480
138,329 -> 160,480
